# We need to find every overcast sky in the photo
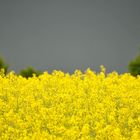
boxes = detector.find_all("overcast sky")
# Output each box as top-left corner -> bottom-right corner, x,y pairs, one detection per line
0,0 -> 140,73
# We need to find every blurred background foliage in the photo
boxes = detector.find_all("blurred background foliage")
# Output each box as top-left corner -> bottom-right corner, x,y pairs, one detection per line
0,56 -> 8,75
0,55 -> 42,78
19,67 -> 42,78
1,53 -> 140,77
128,54 -> 140,76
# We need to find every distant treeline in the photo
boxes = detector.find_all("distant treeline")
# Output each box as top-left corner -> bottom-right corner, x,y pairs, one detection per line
0,54 -> 140,78
0,56 -> 42,78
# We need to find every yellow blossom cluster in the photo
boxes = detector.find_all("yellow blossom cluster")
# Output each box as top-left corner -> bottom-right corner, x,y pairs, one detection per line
0,67 -> 139,140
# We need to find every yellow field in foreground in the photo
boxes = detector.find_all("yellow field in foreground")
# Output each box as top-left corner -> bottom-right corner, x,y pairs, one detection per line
0,68 -> 139,140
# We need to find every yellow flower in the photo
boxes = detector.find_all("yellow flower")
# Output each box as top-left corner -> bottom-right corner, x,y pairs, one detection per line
81,124 -> 90,136
0,67 -> 139,139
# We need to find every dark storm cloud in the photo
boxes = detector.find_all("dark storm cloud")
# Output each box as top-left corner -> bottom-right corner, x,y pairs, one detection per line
0,0 -> 140,73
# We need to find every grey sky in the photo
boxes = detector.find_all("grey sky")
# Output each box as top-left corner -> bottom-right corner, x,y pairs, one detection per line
0,0 -> 140,73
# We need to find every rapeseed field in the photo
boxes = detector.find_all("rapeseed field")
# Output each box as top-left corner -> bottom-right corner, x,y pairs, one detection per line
0,67 -> 139,140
